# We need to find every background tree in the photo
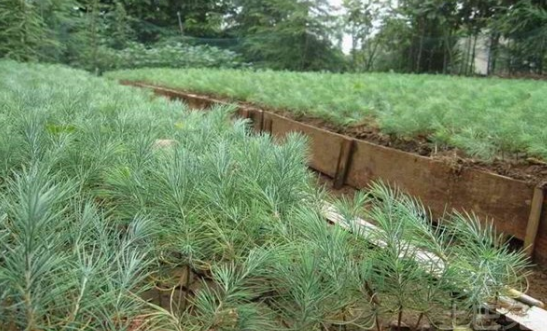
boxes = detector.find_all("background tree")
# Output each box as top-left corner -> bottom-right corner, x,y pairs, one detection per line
343,0 -> 378,71
1,0 -> 546,75
0,0 -> 57,61
227,0 -> 346,71
488,0 -> 547,75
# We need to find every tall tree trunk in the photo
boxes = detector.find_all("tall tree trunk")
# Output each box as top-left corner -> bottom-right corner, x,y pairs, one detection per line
487,33 -> 500,75
469,33 -> 479,75
365,41 -> 379,71
300,32 -> 309,71
416,26 -> 425,73
89,0 -> 99,73
461,36 -> 472,75
507,39 -> 513,75
537,35 -> 546,75
443,34 -> 449,74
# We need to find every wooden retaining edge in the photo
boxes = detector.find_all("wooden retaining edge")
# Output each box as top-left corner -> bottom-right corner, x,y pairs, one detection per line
120,81 -> 547,266
124,81 -> 547,329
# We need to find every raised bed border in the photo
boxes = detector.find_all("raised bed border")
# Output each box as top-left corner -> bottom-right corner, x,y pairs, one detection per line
121,81 -> 547,266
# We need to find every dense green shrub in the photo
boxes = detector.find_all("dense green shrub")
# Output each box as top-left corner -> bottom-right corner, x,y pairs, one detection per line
96,42 -> 244,72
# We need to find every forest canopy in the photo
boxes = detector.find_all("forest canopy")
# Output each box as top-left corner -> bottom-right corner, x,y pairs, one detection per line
1,0 -> 546,74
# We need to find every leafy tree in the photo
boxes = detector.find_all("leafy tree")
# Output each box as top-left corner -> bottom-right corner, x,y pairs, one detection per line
343,0 -> 391,71
0,0 -> 57,61
488,0 -> 547,75
118,0 -> 231,42
227,0 -> 346,71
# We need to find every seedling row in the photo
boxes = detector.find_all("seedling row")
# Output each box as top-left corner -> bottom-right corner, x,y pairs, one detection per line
0,61 -> 537,331
106,68 -> 547,167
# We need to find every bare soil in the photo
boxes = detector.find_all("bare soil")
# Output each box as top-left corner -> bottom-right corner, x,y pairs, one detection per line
527,265 -> 547,305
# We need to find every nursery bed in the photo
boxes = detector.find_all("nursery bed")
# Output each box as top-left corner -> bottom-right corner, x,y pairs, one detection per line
107,68 -> 547,167
6,62 -> 544,331
120,81 -> 547,267
139,82 -> 547,183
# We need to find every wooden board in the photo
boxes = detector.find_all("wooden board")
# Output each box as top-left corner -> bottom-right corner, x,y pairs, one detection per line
533,196 -> 547,263
346,140 -> 534,240
265,112 -> 347,178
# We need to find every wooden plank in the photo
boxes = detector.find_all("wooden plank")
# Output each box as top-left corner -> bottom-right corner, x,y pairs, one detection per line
346,140 -> 534,240
254,109 -> 264,133
237,107 -> 250,119
333,139 -> 354,189
267,112 -> 345,178
524,185 -> 546,257
533,200 -> 547,265
262,114 -> 273,133
498,305 -> 547,331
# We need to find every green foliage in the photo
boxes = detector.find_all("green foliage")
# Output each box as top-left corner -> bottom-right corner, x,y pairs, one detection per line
0,60 -> 178,329
97,42 -> 244,72
1,61 -> 530,330
0,0 -> 546,74
0,0 -> 57,61
489,1 -> 547,74
107,68 -> 547,162
226,0 -> 347,71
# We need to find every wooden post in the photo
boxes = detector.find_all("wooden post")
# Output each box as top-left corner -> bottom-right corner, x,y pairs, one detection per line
238,107 -> 250,119
333,138 -> 354,189
524,184 -> 546,257
262,114 -> 273,133
254,110 -> 264,133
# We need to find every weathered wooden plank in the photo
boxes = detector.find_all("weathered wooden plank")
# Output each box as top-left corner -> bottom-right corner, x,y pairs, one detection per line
346,140 -> 534,240
262,114 -> 273,133
333,139 -> 355,189
524,185 -> 545,257
266,112 -> 345,178
533,195 -> 547,264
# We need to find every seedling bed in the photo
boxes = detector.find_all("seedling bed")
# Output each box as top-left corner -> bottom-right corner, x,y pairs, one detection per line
121,81 -> 547,266
7,62 -> 547,331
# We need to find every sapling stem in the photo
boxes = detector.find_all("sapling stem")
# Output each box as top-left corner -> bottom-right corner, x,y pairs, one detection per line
397,306 -> 403,331
178,264 -> 191,312
414,312 -> 424,330
363,281 -> 382,331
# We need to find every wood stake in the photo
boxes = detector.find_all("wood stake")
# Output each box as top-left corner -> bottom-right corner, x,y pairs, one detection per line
262,116 -> 273,133
524,184 -> 545,257
333,139 -> 354,189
